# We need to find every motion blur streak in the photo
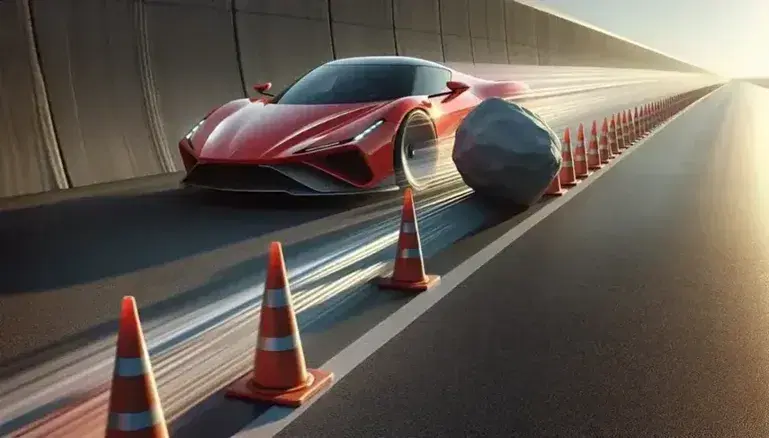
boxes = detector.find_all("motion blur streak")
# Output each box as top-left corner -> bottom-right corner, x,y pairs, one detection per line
6,186 -> 477,438
0,66 -> 722,437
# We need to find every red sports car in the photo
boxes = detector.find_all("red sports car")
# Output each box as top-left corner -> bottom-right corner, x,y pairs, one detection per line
178,56 -> 529,195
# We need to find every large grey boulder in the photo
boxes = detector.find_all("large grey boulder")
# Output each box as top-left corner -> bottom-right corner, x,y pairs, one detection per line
452,98 -> 562,206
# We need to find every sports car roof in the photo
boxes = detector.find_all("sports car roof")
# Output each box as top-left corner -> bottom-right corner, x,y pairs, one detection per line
326,56 -> 448,69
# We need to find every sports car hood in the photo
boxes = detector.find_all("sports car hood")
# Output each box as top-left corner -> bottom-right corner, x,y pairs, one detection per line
197,101 -> 387,161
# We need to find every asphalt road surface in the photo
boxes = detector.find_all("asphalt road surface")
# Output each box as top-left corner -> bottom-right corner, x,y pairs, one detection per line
277,82 -> 769,437
0,187 -> 388,372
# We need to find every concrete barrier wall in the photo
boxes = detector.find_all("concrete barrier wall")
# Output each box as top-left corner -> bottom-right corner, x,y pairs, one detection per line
1,0 -> 706,198
0,0 -> 67,197
331,0 -> 396,59
145,0 -> 245,171
743,78 -> 769,88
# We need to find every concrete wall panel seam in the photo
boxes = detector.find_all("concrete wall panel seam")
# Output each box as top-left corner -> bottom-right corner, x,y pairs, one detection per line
391,0 -> 398,55
468,0 -> 476,63
147,1 -> 244,170
135,1 -> 175,172
230,0 -> 248,97
437,0 -> 446,61
22,0 -> 70,189
500,0 -> 511,64
327,0 -> 337,58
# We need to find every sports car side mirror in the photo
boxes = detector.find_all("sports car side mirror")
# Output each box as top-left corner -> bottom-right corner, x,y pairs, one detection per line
446,80 -> 470,94
428,80 -> 470,100
253,82 -> 274,96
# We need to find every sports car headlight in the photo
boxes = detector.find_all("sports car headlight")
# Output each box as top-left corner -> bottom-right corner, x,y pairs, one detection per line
352,119 -> 384,141
184,118 -> 207,143
300,119 -> 385,153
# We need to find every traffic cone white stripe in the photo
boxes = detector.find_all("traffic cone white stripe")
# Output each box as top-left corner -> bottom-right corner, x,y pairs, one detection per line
263,288 -> 290,308
114,357 -> 145,377
401,221 -> 417,233
107,405 -> 164,432
400,248 -> 422,259
258,334 -> 301,352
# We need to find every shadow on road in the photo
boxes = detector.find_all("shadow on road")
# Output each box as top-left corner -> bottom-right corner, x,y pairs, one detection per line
0,188 -> 387,294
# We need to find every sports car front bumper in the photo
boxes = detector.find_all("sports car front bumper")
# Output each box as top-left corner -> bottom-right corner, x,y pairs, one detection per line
182,162 -> 397,196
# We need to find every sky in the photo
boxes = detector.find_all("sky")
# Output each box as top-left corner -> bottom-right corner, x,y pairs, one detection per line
520,0 -> 769,77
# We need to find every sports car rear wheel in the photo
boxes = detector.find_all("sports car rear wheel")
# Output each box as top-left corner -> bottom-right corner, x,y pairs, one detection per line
394,110 -> 439,192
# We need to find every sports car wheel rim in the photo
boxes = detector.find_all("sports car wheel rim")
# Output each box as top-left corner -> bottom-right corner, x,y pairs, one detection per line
399,112 -> 439,191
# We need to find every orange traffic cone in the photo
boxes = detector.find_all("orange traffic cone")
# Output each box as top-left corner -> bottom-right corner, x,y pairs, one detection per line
657,100 -> 665,125
378,189 -> 440,292
641,105 -> 648,134
646,104 -> 653,131
648,104 -> 653,128
656,101 -> 662,125
615,112 -> 626,150
629,109 -> 638,143
227,242 -> 333,407
633,107 -> 640,140
587,120 -> 602,170
105,297 -> 168,438
545,173 -> 565,196
573,123 -> 590,178
648,103 -> 654,128
647,104 -> 652,132
559,128 -> 578,187
599,118 -> 611,164
609,115 -> 621,155
648,104 -> 654,131
605,117 -> 616,159
621,111 -> 631,147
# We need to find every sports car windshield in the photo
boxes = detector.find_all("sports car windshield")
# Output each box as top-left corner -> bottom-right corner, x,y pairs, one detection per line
272,64 -> 450,105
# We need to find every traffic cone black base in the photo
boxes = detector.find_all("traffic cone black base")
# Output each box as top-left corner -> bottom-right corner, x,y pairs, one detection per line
378,274 -> 440,293
227,368 -> 333,408
545,175 -> 566,196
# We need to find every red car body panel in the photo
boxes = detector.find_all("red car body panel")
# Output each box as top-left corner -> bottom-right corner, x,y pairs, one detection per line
178,58 -> 529,195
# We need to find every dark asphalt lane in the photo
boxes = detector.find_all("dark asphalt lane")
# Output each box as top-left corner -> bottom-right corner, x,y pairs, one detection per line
1,186 -> 396,293
0,185 -> 391,371
279,83 -> 769,437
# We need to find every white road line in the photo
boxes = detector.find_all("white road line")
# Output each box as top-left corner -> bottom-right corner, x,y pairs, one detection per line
233,85 -> 725,438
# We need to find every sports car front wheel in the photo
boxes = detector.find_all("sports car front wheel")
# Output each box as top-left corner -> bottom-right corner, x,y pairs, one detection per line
394,110 -> 440,192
